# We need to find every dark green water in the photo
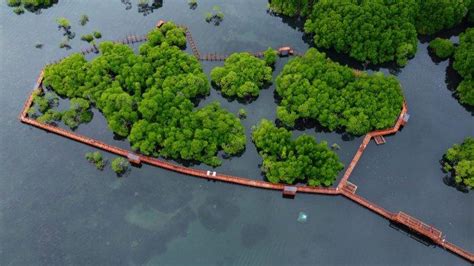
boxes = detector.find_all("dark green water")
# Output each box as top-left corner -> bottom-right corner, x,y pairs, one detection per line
0,1 -> 472,265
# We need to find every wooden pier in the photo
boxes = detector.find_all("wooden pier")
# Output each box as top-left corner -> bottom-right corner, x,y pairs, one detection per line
18,22 -> 474,263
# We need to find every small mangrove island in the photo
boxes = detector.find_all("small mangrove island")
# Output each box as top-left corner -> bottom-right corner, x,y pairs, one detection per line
42,22 -> 246,167
211,52 -> 273,100
275,48 -> 404,135
443,137 -> 474,189
252,119 -> 343,186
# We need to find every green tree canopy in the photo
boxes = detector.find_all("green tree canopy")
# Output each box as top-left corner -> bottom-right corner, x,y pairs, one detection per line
443,137 -> 474,189
210,52 -> 273,99
43,21 -> 246,166
271,0 -> 472,65
415,0 -> 470,35
453,28 -> 474,106
428,38 -> 455,59
303,0 -> 418,66
275,48 -> 404,135
252,119 -> 344,186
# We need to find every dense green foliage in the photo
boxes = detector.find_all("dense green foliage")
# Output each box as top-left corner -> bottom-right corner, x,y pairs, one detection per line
81,34 -> 94,43
6,0 -> 57,13
56,17 -> 71,29
238,108 -> 247,119
263,47 -> 278,66
210,53 -> 273,99
252,119 -> 343,186
93,31 -> 102,39
303,0 -> 418,66
85,151 -> 106,170
268,0 -> 314,17
275,48 -> 404,135
146,22 -> 186,48
416,0 -> 470,35
443,137 -> 474,189
111,157 -> 129,175
429,38 -> 455,59
453,28 -> 474,106
271,0 -> 472,66
43,21 -> 246,166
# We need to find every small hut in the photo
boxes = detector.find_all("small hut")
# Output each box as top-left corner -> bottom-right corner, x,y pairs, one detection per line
278,47 -> 294,56
156,20 -> 165,28
401,113 -> 410,126
127,153 -> 141,165
283,186 -> 297,198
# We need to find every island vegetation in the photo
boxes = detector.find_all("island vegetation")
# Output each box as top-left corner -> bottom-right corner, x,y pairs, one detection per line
85,151 -> 106,170
79,14 -> 89,26
111,157 -> 129,175
42,21 -> 246,167
7,0 -> 58,14
252,119 -> 343,186
442,137 -> 474,189
453,28 -> 474,107
275,48 -> 404,135
210,52 -> 273,100
204,5 -> 224,24
269,0 -> 473,66
428,38 -> 455,59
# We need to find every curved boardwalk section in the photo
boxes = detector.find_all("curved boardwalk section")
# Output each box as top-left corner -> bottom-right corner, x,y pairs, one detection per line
19,24 -> 473,262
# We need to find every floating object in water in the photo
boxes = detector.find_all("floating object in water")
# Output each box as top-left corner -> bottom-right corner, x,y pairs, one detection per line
297,212 -> 307,223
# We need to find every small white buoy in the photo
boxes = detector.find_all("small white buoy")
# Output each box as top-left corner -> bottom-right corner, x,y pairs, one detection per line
297,212 -> 308,223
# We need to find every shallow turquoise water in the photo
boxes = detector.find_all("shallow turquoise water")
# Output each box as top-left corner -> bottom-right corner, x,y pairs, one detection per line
0,1 -> 473,265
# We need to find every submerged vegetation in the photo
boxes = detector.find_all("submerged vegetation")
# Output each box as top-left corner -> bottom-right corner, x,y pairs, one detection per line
453,28 -> 474,107
204,5 -> 224,25
211,53 -> 273,100
443,137 -> 474,189
252,119 -> 343,186
270,0 -> 473,66
275,48 -> 404,135
79,14 -> 89,26
42,21 -> 246,167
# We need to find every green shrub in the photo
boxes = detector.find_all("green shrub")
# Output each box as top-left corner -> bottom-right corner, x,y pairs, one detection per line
81,34 -> 94,43
263,47 -> 278,66
429,38 -> 454,59
211,52 -> 273,99
79,14 -> 89,26
238,108 -> 247,118
85,151 -> 106,170
56,17 -> 71,29
252,119 -> 344,186
93,31 -> 102,39
111,157 -> 129,175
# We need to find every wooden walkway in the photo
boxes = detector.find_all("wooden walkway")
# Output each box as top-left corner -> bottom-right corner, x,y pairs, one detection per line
19,23 -> 474,263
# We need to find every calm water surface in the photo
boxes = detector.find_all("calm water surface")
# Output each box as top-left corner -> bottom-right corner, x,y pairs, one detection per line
0,1 -> 472,265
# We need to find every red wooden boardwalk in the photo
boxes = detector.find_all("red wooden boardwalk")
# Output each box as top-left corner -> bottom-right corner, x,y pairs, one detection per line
18,23 -> 474,263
